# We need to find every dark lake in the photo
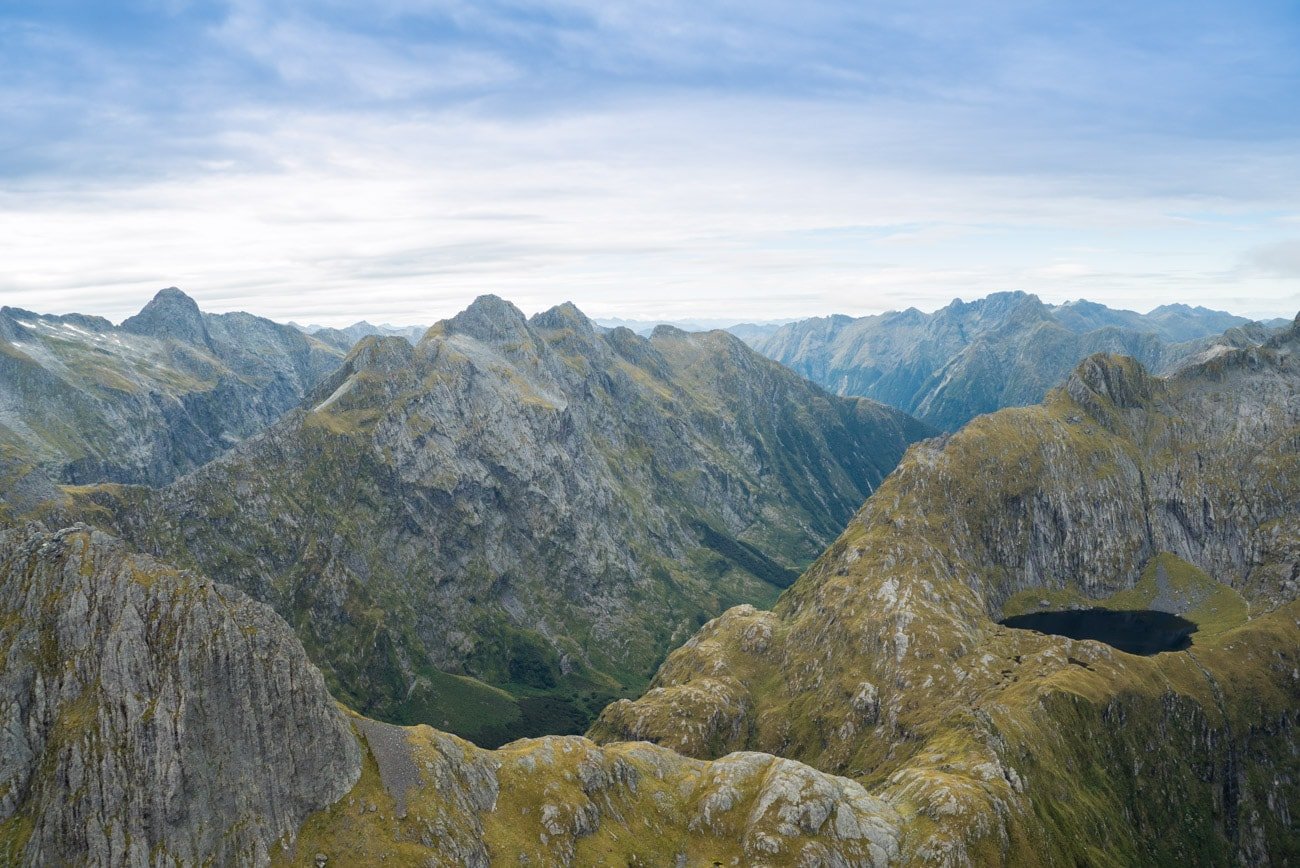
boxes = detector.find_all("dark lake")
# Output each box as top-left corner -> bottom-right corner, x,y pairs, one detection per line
999,608 -> 1196,655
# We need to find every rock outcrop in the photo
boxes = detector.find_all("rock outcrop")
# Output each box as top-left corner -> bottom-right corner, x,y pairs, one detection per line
0,523 -> 361,866
285,725 -> 902,867
0,523 -> 905,866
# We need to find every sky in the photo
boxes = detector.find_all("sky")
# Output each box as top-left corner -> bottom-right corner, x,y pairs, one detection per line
2,1 -> 1299,326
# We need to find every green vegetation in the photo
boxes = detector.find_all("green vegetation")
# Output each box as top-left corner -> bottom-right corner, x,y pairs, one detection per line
1000,552 -> 1249,642
593,344 -> 1300,864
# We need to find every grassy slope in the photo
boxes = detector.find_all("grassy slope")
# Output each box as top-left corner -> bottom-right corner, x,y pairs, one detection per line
590,349 -> 1300,863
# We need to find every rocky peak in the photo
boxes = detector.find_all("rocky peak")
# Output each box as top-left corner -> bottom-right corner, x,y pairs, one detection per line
120,286 -> 212,348
439,294 -> 532,346
1267,312 -> 1300,349
529,302 -> 606,359
648,323 -> 690,340
530,301 -> 592,333
344,334 -> 416,376
603,325 -> 671,377
1064,352 -> 1158,411
946,290 -> 1040,317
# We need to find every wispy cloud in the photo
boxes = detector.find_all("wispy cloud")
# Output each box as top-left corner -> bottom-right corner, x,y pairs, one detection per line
2,1 -> 1299,324
1244,239 -> 1300,277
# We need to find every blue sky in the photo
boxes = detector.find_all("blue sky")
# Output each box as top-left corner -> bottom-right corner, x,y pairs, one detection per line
2,1 -> 1299,325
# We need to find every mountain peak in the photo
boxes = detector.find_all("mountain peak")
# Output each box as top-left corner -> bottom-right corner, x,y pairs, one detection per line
121,287 -> 211,347
530,301 -> 592,332
346,334 -> 416,373
439,294 -> 531,345
649,323 -> 690,340
1065,352 -> 1157,411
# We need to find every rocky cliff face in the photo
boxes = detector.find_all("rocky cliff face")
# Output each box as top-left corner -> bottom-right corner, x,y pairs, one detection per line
0,288 -> 343,489
74,296 -> 932,746
6,301 -> 1298,864
749,291 -> 1278,430
593,316 -> 1300,863
0,523 -> 361,866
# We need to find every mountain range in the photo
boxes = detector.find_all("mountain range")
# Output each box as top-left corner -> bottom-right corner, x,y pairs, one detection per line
746,291 -> 1287,430
594,315 -> 1300,863
0,288 -> 342,494
0,288 -> 1296,865
59,295 -> 930,746
295,321 -> 429,352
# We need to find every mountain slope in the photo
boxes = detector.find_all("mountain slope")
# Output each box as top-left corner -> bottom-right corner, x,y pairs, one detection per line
0,522 -> 909,867
75,296 -> 933,746
593,316 -> 1300,863
0,288 -> 343,488
0,523 -> 361,865
750,291 -> 1277,430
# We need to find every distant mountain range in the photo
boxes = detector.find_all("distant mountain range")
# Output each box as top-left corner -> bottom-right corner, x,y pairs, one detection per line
743,291 -> 1288,430
296,316 -> 793,346
593,316 -> 791,339
292,320 -> 429,350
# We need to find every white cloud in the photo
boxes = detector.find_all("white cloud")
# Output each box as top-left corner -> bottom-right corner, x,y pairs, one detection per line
1245,239 -> 1300,278
3,95 -> 1298,325
3,1 -> 1299,324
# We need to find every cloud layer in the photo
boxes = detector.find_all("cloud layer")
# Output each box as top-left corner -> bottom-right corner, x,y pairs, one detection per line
2,0 -> 1299,324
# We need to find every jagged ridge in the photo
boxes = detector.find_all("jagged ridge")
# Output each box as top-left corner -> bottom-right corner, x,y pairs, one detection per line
748,291 -> 1281,430
0,288 -> 344,488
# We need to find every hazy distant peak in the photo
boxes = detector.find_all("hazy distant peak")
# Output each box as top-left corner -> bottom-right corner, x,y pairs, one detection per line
943,289 -> 1038,313
648,323 -> 691,340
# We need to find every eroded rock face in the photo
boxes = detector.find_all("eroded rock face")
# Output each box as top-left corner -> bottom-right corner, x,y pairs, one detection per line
0,524 -> 361,866
0,522 -> 906,867
74,296 -> 933,744
592,324 -> 1300,864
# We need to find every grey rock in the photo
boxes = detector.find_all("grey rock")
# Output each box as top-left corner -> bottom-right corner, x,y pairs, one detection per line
83,296 -> 933,744
0,523 -> 361,866
0,288 -> 344,489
